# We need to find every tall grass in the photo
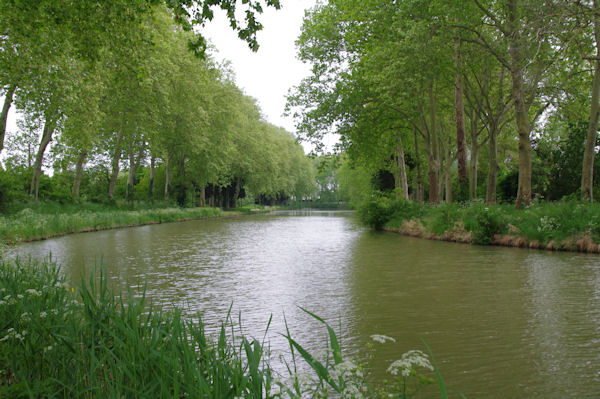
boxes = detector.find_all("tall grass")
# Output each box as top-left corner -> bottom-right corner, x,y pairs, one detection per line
0,257 -> 273,398
0,257 -> 456,398
0,204 -> 222,244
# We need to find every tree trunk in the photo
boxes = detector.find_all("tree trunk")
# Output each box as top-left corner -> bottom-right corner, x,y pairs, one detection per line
72,150 -> 87,200
164,153 -> 172,201
582,5 -> 600,201
199,185 -> 206,206
445,163 -> 453,203
486,124 -> 499,204
232,177 -> 241,208
126,144 -> 135,200
454,39 -> 468,200
30,109 -> 58,200
469,112 -> 479,200
395,137 -> 409,200
126,142 -> 145,201
149,156 -> 155,201
427,85 -> 439,203
108,130 -> 124,200
427,155 -> 439,203
508,0 -> 533,208
0,85 -> 16,155
413,128 -> 424,201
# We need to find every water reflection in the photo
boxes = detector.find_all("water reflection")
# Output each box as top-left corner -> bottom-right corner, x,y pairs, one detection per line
9,211 -> 600,398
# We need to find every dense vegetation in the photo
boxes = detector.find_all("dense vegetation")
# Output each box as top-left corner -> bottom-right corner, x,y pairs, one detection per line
287,0 -> 600,208
0,257 -> 450,398
358,197 -> 600,252
0,1 -> 316,211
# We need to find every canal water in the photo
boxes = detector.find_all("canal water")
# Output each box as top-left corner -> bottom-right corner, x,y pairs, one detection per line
9,210 -> 600,398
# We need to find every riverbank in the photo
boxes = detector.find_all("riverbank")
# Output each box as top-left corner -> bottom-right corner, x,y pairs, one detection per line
360,198 -> 600,253
0,257 -> 445,397
0,202 -> 274,246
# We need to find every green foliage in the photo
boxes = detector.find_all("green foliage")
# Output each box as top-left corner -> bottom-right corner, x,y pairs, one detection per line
361,197 -> 600,250
386,200 -> 427,228
427,204 -> 462,236
464,204 -> 507,245
357,195 -> 394,230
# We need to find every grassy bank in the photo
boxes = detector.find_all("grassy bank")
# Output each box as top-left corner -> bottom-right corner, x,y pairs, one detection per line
0,257 -> 452,398
359,198 -> 600,253
0,201 -> 231,245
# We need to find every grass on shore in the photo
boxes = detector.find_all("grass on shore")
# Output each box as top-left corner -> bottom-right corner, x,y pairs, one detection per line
0,201 -> 223,244
0,256 -> 453,398
359,197 -> 600,252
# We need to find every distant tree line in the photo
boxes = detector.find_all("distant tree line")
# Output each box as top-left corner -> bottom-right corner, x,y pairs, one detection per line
0,1 -> 316,209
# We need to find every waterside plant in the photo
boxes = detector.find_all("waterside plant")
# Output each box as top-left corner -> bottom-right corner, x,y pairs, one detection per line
0,256 -> 455,398
359,197 -> 600,253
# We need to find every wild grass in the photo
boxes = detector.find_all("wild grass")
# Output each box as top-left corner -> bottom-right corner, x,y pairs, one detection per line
0,203 -> 222,244
366,197 -> 600,251
0,257 -> 457,398
0,257 -> 273,398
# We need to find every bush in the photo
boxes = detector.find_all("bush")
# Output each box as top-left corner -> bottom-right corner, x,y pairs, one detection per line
357,196 -> 393,230
427,203 -> 461,236
470,206 -> 507,245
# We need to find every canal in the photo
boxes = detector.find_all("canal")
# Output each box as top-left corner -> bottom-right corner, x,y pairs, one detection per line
10,210 -> 600,398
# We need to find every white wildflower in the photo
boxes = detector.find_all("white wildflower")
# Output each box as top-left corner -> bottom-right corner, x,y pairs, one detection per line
17,294 -> 23,300
39,311 -> 47,319
43,345 -> 53,352
331,360 -> 358,378
0,328 -> 24,342
370,334 -> 396,344
387,350 -> 433,377
25,289 -> 42,297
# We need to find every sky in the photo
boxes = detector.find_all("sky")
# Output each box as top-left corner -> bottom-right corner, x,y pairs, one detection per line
200,0 -> 319,148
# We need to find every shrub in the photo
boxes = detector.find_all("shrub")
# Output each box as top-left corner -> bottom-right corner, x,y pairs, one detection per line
427,203 -> 461,236
357,196 -> 393,230
470,206 -> 507,245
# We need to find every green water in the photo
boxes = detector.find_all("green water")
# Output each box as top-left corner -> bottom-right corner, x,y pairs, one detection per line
11,210 -> 600,398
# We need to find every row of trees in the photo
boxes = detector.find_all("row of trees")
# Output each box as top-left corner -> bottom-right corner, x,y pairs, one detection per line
287,0 -> 600,207
0,1 -> 316,207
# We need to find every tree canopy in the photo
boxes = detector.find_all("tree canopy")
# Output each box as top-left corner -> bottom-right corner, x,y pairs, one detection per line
287,0 -> 600,206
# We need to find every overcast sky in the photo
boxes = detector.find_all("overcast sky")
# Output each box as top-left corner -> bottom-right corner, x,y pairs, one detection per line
201,1 -> 318,143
